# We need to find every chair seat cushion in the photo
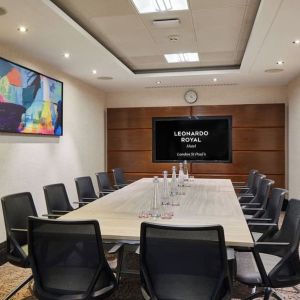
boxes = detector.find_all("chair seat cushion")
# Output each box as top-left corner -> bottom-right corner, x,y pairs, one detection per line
152,274 -> 226,300
236,251 -> 281,285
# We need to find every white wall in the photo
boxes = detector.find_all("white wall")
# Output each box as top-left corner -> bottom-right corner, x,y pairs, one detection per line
0,46 -> 106,242
287,76 -> 300,199
107,85 -> 287,107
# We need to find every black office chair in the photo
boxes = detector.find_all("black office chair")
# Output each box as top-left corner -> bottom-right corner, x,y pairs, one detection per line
74,176 -> 99,207
112,168 -> 133,189
239,173 -> 266,204
247,188 -> 288,241
1,192 -> 37,300
140,223 -> 231,300
28,217 -> 117,299
235,199 -> 300,300
233,169 -> 258,195
95,172 -> 115,196
241,178 -> 273,219
43,183 -> 73,218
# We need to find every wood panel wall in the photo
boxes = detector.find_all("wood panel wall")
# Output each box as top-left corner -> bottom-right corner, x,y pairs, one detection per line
107,104 -> 285,188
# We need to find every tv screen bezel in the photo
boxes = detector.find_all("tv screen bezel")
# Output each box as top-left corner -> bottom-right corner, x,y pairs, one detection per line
0,56 -> 63,136
152,116 -> 232,163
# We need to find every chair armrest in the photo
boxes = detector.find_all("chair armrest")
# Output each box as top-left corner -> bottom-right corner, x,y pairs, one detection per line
248,223 -> 277,226
11,228 -> 27,232
234,186 -> 249,190
242,208 -> 264,211
241,203 -> 261,206
255,242 -> 290,246
247,218 -> 272,222
239,195 -> 254,198
107,243 -> 123,254
52,210 -> 72,214
73,201 -> 91,204
81,197 -> 98,200
101,190 -> 115,193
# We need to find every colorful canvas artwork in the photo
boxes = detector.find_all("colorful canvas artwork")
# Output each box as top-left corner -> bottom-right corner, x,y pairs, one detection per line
0,57 -> 63,136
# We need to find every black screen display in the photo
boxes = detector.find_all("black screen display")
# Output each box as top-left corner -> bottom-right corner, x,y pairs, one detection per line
153,116 -> 232,162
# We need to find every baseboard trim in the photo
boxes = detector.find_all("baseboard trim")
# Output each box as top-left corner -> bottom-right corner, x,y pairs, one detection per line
0,241 -> 7,265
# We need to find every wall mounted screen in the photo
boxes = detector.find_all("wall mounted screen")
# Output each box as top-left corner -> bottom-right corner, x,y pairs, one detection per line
153,116 -> 232,162
0,57 -> 63,136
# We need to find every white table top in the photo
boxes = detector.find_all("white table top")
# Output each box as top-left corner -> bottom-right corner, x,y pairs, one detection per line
60,178 -> 253,247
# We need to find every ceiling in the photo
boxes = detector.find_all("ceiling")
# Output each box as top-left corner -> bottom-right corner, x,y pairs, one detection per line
0,0 -> 299,92
50,0 -> 260,73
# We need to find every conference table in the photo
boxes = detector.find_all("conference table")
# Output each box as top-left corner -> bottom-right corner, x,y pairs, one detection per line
60,178 -> 253,248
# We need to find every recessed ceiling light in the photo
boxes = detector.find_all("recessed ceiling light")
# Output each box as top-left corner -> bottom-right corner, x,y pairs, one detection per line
92,70 -> 97,74
131,0 -> 188,14
17,26 -> 28,33
293,39 -> 300,44
63,52 -> 70,58
276,60 -> 284,65
0,7 -> 7,16
164,53 -> 199,63
156,81 -> 161,84
213,78 -> 218,82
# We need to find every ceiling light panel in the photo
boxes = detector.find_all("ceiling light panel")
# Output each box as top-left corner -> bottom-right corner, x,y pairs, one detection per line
164,53 -> 199,63
131,0 -> 188,14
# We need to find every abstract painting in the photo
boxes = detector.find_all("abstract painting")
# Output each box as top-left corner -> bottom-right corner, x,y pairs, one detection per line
0,57 -> 63,136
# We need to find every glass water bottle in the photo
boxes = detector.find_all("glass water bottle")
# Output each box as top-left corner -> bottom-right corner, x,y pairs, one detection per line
150,176 -> 160,218
161,170 -> 170,205
177,162 -> 185,195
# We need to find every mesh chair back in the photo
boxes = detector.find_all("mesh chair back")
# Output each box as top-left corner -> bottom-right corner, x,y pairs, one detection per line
75,176 -> 98,205
43,183 -> 73,214
252,173 -> 266,196
95,172 -> 114,192
28,217 -> 117,299
261,199 -> 300,287
246,169 -> 258,188
264,188 -> 287,222
112,168 -> 126,186
140,223 -> 231,300
249,178 -> 273,209
1,192 -> 37,267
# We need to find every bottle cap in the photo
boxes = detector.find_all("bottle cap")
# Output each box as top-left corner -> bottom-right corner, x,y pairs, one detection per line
163,170 -> 168,176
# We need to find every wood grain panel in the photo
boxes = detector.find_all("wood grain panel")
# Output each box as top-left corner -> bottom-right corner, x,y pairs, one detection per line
191,151 -> 284,174
108,150 -> 284,174
233,128 -> 284,150
191,104 -> 285,127
107,104 -> 286,188
107,107 -> 190,129
108,129 -> 152,151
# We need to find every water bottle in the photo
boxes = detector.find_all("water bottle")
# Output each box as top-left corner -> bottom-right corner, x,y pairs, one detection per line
150,176 -> 160,218
178,162 -> 185,195
170,166 -> 177,197
161,170 -> 170,205
183,160 -> 189,182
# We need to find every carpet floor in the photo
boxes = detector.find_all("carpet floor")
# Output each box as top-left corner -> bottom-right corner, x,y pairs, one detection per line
0,262 -> 299,300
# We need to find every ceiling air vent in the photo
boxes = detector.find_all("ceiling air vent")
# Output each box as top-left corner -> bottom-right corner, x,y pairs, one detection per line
152,18 -> 180,27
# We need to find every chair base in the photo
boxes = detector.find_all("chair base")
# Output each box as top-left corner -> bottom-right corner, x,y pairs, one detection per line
4,274 -> 33,300
244,287 -> 283,300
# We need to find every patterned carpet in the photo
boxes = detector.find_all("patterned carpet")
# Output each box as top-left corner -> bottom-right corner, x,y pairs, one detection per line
0,262 -> 299,300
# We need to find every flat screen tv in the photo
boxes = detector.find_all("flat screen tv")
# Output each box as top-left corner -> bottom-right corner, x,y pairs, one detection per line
153,116 -> 232,162
0,57 -> 63,136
